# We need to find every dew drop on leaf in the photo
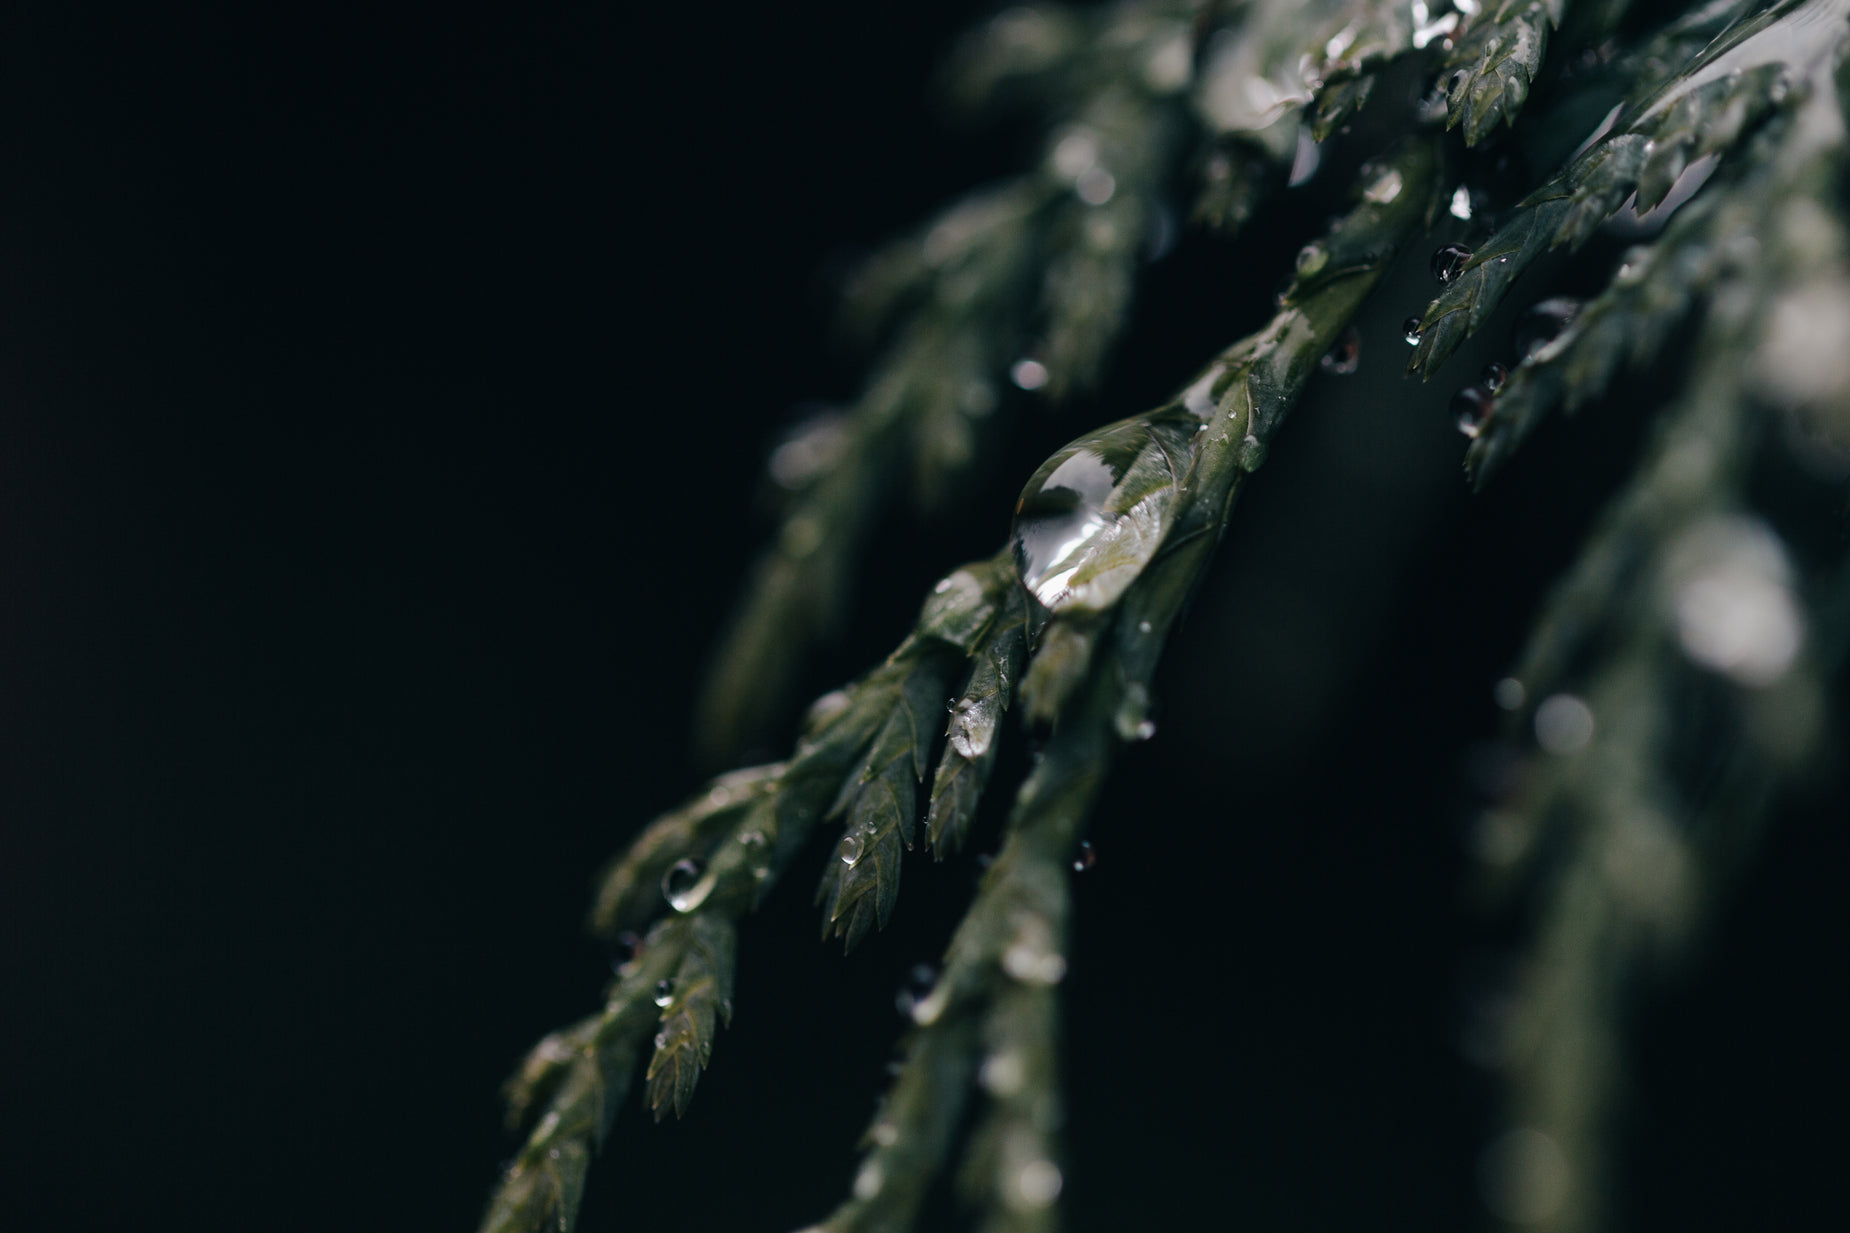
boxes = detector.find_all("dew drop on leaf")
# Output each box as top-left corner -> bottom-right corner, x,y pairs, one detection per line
1481,362 -> 1509,391
654,979 -> 674,1008
1430,242 -> 1473,285
1403,317 -> 1424,345
839,829 -> 867,866
662,858 -> 712,913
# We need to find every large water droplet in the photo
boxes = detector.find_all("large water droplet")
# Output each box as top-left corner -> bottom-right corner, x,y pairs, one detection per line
1320,325 -> 1361,375
1430,243 -> 1473,285
839,829 -> 867,866
662,858 -> 713,913
949,693 -> 999,759
1513,298 -> 1580,359
1012,414 -> 1193,613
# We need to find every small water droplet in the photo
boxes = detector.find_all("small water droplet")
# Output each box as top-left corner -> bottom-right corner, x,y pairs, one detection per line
738,829 -> 766,848
1403,317 -> 1424,346
1481,362 -> 1509,392
1010,358 -> 1049,390
839,829 -> 867,866
1132,719 -> 1156,740
1452,385 -> 1493,438
1493,677 -> 1526,710
1295,243 -> 1328,275
654,979 -> 674,1008
853,1161 -> 885,1200
1430,243 -> 1473,285
1137,620 -> 1152,634
1075,166 -> 1116,205
871,1119 -> 899,1147
894,963 -> 938,1017
1072,841 -> 1096,872
1513,298 -> 1580,359
662,858 -> 713,913
1320,325 -> 1361,375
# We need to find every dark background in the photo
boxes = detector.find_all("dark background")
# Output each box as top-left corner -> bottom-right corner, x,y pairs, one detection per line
1,3 -> 1842,1231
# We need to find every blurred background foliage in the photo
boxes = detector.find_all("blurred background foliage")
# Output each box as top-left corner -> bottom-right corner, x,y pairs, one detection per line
0,2 -> 1843,1231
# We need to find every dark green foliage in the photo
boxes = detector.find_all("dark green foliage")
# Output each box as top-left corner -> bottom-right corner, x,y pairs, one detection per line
481,4 -> 1850,1231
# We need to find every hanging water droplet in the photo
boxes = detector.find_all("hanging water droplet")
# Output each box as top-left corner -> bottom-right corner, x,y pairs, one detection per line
1072,841 -> 1096,872
1481,362 -> 1509,392
839,829 -> 867,866
662,858 -> 713,913
654,979 -> 674,1008
1513,298 -> 1580,359
1430,243 -> 1473,285
1403,317 -> 1424,346
894,963 -> 938,1017
1320,325 -> 1361,375
1452,385 -> 1493,439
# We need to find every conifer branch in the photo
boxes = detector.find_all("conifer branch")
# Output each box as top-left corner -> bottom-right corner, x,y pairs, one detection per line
1408,0 -> 1847,380
1442,1 -> 1566,146
696,4 -> 1192,758
1465,1 -> 1850,480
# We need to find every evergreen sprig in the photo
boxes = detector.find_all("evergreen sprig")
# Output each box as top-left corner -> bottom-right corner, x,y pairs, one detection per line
696,2 -> 1194,758
1406,0 -> 1844,379
483,4 -> 1850,1230
1465,0 -> 1850,479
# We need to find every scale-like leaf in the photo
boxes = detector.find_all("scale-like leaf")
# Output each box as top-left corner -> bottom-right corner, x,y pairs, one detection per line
644,914 -> 737,1120
1444,1 -> 1560,146
929,587 -> 1029,857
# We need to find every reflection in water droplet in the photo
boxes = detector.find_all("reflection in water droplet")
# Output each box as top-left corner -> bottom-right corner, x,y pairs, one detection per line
1403,317 -> 1424,346
839,829 -> 867,866
1072,841 -> 1096,872
1431,242 -> 1473,285
1514,298 -> 1580,359
1015,447 -> 1115,607
662,858 -> 712,913
654,980 -> 674,1008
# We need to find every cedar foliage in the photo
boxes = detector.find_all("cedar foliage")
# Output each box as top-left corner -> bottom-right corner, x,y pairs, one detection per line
481,4 -> 1850,1230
